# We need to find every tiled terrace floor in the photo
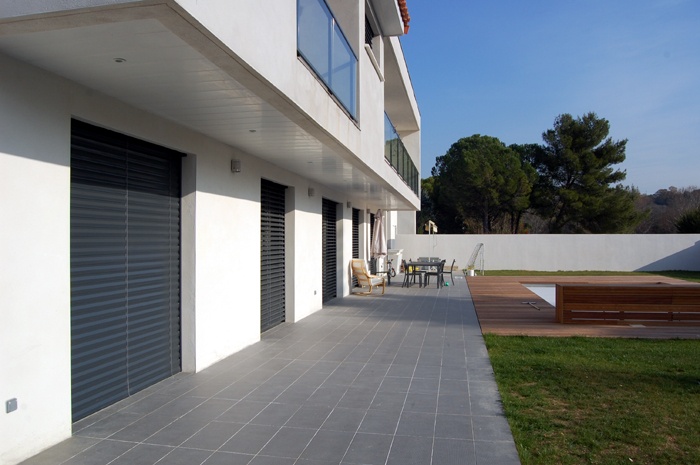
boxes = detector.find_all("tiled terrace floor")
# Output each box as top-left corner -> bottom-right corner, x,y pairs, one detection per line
21,275 -> 520,465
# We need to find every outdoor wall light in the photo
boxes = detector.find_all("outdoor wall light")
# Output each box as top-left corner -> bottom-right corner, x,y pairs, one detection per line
231,159 -> 241,173
308,187 -> 315,197
347,201 -> 352,209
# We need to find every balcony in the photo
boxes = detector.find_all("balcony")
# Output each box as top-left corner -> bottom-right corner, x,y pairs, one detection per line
385,113 -> 419,195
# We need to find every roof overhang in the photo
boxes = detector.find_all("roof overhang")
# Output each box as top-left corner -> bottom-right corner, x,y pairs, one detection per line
370,0 -> 409,36
0,2 -> 419,210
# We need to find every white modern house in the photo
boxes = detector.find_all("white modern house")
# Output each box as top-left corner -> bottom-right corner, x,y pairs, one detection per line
0,1 -> 420,462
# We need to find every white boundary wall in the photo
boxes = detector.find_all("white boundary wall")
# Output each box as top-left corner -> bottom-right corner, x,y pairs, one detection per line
396,234 -> 700,271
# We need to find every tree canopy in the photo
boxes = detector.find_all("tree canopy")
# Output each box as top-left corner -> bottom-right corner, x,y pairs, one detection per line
431,135 -> 535,233
527,112 -> 642,232
420,112 -> 647,234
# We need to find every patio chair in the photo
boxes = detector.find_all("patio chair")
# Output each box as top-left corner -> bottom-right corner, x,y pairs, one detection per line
351,259 -> 386,295
401,259 -> 423,288
441,259 -> 456,286
424,259 -> 446,288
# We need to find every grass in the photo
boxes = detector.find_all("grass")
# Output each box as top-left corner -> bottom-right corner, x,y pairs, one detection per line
484,336 -> 700,465
484,270 -> 700,283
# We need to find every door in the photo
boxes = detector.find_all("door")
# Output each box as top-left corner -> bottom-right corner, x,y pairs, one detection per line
70,120 -> 182,422
322,198 -> 338,302
260,179 -> 287,332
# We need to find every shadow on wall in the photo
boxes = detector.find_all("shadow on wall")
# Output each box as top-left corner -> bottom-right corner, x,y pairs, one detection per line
636,240 -> 700,271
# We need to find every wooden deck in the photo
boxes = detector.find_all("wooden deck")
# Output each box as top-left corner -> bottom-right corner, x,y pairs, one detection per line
467,276 -> 700,339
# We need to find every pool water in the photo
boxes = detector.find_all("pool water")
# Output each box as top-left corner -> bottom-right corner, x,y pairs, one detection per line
523,284 -> 556,306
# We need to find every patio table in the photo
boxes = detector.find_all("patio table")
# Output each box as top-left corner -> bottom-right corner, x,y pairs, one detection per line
407,259 -> 441,288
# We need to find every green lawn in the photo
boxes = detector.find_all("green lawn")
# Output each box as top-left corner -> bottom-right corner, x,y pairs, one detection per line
484,336 -> 700,465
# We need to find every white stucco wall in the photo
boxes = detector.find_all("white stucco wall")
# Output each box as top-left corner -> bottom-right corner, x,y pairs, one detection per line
0,54 -> 73,465
0,54 -> 365,464
396,234 -> 700,272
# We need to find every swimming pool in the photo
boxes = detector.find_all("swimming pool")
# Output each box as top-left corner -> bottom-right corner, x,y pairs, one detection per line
523,284 -> 556,306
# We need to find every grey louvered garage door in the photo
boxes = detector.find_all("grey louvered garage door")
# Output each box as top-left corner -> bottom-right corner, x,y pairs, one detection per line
352,208 -> 359,288
70,120 -> 182,422
322,198 -> 338,302
261,179 -> 286,332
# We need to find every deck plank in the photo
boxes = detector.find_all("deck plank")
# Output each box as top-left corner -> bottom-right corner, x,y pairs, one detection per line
467,276 -> 700,339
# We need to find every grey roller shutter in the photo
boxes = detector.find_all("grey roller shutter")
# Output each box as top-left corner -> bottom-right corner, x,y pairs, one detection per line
261,179 -> 286,332
70,120 -> 181,422
322,198 -> 338,302
352,208 -> 359,288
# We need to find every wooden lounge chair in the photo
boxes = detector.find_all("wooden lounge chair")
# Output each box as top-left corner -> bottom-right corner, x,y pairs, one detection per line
351,259 -> 386,295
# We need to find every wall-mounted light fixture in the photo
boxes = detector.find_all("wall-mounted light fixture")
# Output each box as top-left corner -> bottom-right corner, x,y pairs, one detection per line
308,187 -> 315,197
347,201 -> 352,209
231,159 -> 241,173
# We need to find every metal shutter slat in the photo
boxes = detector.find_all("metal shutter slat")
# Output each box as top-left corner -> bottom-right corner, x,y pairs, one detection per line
70,120 -> 182,422
322,199 -> 338,302
260,179 -> 286,332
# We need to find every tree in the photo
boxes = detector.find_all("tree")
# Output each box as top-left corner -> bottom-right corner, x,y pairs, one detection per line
675,206 -> 700,233
529,112 -> 643,233
432,135 -> 534,233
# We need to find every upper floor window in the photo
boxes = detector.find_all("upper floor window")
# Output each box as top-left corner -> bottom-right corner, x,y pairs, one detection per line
298,0 -> 357,119
365,16 -> 375,49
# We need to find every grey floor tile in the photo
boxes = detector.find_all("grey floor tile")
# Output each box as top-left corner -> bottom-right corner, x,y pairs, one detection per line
403,392 -> 437,413
396,411 -> 435,437
215,381 -> 260,400
20,285 -> 521,465
183,398 -> 240,422
286,405 -> 332,429
259,426 -> 316,459
337,387 -> 377,410
272,386 -> 314,405
17,436 -> 101,465
250,402 -> 301,426
217,400 -> 270,424
299,429 -> 354,462
369,391 -> 406,412
435,414 -> 473,440
155,447 -> 212,465
342,432 -> 393,465
439,379 -> 469,395
144,416 -> 208,447
440,366 -> 468,380
378,376 -> 411,393
61,439 -> 136,465
201,451 -> 253,465
179,421 -> 244,450
473,415 -> 514,442
73,411 -> 142,439
304,386 -> 347,408
358,409 -> 401,435
108,414 -> 175,442
408,377 -> 440,394
248,456 -> 296,465
432,438 -> 476,465
413,365 -> 441,379
386,435 -> 432,465
108,443 -> 173,465
220,423 -> 280,455
386,364 -> 416,378
469,389 -> 503,416
320,407 -> 366,432
438,393 -> 471,415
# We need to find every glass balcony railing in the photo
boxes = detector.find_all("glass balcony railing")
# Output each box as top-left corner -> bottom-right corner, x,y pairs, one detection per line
297,0 -> 357,119
385,114 -> 419,196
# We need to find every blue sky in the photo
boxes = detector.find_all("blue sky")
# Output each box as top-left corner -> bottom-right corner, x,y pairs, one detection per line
400,0 -> 699,194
